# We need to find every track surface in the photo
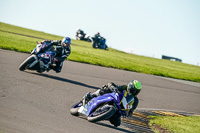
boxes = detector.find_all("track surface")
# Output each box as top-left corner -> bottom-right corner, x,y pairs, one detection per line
0,49 -> 200,133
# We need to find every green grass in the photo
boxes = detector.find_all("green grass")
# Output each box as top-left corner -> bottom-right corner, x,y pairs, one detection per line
1,22 -> 200,82
0,22 -> 61,40
149,116 -> 200,133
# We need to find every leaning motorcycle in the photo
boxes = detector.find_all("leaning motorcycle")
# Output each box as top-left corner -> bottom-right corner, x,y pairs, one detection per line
91,37 -> 108,50
19,42 -> 56,73
70,90 -> 134,127
76,33 -> 92,42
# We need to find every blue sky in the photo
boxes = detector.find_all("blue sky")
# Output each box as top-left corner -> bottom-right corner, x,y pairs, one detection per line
0,0 -> 200,66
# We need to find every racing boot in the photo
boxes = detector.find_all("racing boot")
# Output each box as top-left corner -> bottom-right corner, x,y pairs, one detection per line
109,116 -> 121,127
53,61 -> 63,73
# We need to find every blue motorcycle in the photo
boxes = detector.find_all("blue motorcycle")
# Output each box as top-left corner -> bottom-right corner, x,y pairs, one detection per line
19,42 -> 56,73
70,90 -> 134,127
91,37 -> 108,50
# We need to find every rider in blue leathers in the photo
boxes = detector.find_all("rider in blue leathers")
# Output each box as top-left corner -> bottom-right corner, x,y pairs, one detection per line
39,37 -> 71,73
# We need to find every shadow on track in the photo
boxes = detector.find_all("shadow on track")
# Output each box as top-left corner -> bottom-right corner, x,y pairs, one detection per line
25,71 -> 100,90
77,116 -> 134,133
96,122 -> 135,133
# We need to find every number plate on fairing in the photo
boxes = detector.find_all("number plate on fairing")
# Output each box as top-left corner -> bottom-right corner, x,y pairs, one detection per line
78,103 -> 89,115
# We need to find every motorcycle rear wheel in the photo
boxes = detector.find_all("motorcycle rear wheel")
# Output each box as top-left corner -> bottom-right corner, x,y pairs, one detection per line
87,105 -> 115,122
19,55 -> 36,71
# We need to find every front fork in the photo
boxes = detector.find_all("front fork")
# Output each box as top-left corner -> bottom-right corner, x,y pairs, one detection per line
28,55 -> 38,68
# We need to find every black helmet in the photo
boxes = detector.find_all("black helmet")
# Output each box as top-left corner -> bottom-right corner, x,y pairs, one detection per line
127,80 -> 142,96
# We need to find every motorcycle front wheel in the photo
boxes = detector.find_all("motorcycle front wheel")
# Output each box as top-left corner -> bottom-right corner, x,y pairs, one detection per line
87,105 -> 115,122
19,55 -> 36,71
70,102 -> 82,116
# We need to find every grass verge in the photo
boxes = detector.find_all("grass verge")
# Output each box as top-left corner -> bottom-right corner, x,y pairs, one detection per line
149,116 -> 200,133
1,22 -> 200,82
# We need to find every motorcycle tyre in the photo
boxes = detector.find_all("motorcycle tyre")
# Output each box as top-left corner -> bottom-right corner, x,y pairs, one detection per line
92,42 -> 96,48
19,55 -> 36,71
70,102 -> 82,116
87,105 -> 115,122
105,45 -> 109,51
109,116 -> 121,127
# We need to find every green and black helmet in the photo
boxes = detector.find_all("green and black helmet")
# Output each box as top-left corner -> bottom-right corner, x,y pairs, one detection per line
127,80 -> 142,96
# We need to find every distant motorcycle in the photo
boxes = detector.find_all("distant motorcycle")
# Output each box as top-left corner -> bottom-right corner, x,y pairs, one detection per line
76,33 -> 92,42
92,37 -> 108,50
70,90 -> 134,127
19,42 -> 56,73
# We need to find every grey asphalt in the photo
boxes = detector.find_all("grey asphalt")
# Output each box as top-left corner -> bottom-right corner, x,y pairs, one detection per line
0,49 -> 200,133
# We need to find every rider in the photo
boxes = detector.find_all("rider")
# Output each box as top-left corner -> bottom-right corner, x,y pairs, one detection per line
76,28 -> 85,40
83,80 -> 142,127
39,37 -> 71,73
93,32 -> 106,47
93,32 -> 101,44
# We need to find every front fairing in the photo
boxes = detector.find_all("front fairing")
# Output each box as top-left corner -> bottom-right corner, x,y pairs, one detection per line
35,42 -> 54,55
37,51 -> 56,57
86,93 -> 115,116
38,51 -> 56,64
79,92 -> 125,116
78,93 -> 114,116
78,34 -> 83,38
35,44 -> 44,54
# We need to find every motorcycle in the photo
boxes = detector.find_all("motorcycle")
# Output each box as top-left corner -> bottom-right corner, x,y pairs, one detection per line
19,42 -> 56,73
70,90 -> 134,127
76,33 -> 92,42
91,37 -> 108,50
